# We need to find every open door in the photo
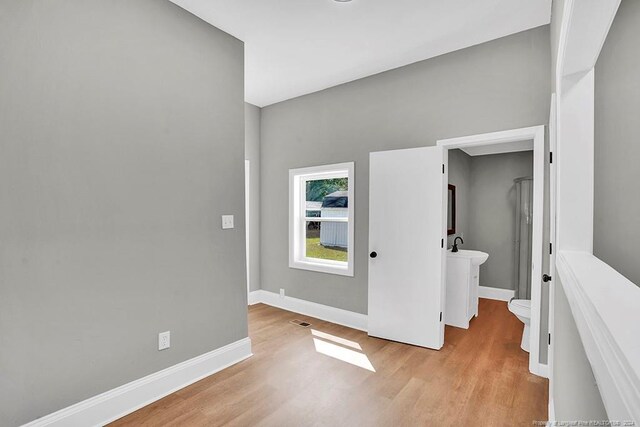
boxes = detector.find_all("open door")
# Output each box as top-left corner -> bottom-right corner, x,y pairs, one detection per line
368,146 -> 446,349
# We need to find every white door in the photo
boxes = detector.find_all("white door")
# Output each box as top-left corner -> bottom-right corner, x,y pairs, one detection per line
368,146 -> 446,349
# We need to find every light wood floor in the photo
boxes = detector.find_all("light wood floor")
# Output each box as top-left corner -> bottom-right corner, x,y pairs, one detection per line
111,299 -> 548,426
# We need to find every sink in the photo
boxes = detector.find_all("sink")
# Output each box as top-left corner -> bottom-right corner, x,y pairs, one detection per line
447,249 -> 489,266
445,249 -> 489,329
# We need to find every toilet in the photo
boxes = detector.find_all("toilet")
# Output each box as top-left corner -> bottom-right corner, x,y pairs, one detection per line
508,299 -> 531,352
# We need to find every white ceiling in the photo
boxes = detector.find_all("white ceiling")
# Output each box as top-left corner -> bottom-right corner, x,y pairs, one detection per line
170,0 -> 551,107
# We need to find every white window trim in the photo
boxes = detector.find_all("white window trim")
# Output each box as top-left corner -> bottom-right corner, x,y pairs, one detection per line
289,162 -> 355,277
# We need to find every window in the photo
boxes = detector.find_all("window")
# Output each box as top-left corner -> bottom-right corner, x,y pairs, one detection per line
289,162 -> 354,276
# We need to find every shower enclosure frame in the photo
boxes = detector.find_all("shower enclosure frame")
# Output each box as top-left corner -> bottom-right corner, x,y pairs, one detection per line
514,176 -> 534,300
437,125 -> 547,378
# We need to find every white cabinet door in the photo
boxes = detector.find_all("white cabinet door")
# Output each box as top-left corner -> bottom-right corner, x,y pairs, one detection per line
470,265 -> 480,318
446,258 -> 471,329
368,146 -> 446,349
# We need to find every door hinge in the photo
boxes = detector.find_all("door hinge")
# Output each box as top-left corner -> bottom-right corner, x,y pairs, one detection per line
441,239 -> 444,248
548,333 -> 551,346
440,312 -> 443,322
549,152 -> 553,163
442,164 -> 445,174
549,243 -> 553,255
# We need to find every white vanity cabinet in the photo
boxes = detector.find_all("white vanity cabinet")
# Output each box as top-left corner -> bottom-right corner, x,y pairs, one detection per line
445,250 -> 488,329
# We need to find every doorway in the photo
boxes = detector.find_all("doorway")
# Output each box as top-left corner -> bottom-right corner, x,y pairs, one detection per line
437,125 -> 547,377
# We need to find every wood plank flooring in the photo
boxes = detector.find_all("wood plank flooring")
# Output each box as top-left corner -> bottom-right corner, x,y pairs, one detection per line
111,299 -> 548,426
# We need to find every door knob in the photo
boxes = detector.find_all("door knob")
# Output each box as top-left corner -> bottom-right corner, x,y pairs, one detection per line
370,251 -> 378,258
542,274 -> 552,282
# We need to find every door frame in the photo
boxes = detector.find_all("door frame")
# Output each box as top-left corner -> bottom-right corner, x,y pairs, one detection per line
437,125 -> 547,377
547,94 -> 557,411
245,159 -> 251,304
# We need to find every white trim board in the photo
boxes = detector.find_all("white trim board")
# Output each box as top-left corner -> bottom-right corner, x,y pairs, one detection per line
556,251 -> 640,423
249,290 -> 368,332
559,0 -> 622,77
478,286 -> 515,302
245,160 -> 251,303
22,338 -> 252,427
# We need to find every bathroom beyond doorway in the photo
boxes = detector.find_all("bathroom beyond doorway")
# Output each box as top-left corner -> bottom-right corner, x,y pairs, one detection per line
438,126 -> 548,377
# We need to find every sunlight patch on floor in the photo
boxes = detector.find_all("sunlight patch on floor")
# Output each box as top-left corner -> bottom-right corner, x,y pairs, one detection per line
311,329 -> 362,350
312,337 -> 375,372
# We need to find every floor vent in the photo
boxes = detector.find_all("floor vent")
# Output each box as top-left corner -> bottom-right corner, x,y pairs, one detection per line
289,319 -> 312,328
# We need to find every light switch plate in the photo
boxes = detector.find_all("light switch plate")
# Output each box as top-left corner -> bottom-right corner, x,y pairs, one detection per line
221,215 -> 234,229
158,331 -> 170,351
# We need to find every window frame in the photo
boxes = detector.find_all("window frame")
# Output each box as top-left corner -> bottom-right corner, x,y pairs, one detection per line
289,162 -> 355,277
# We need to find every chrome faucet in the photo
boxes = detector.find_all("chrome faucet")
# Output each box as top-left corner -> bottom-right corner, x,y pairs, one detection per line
452,236 -> 464,253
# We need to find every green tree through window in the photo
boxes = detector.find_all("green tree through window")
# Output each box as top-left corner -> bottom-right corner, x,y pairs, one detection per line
306,178 -> 348,202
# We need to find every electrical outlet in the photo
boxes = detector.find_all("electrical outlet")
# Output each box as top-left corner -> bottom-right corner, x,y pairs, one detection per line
158,331 -> 170,351
221,215 -> 234,229
280,288 -> 285,298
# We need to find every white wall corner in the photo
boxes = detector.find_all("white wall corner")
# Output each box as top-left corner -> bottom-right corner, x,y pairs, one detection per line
249,290 -> 368,332
22,338 -> 252,427
478,286 -> 516,302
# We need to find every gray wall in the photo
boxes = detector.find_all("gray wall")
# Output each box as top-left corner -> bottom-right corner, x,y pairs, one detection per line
468,152 -> 534,290
261,26 -> 551,314
594,0 -> 640,288
245,104 -> 262,292
0,1 -> 247,425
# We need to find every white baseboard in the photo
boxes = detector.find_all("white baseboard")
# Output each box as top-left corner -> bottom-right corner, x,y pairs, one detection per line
23,338 -> 252,427
248,289 -> 260,305
478,286 -> 516,302
249,290 -> 368,332
530,361 -> 549,379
